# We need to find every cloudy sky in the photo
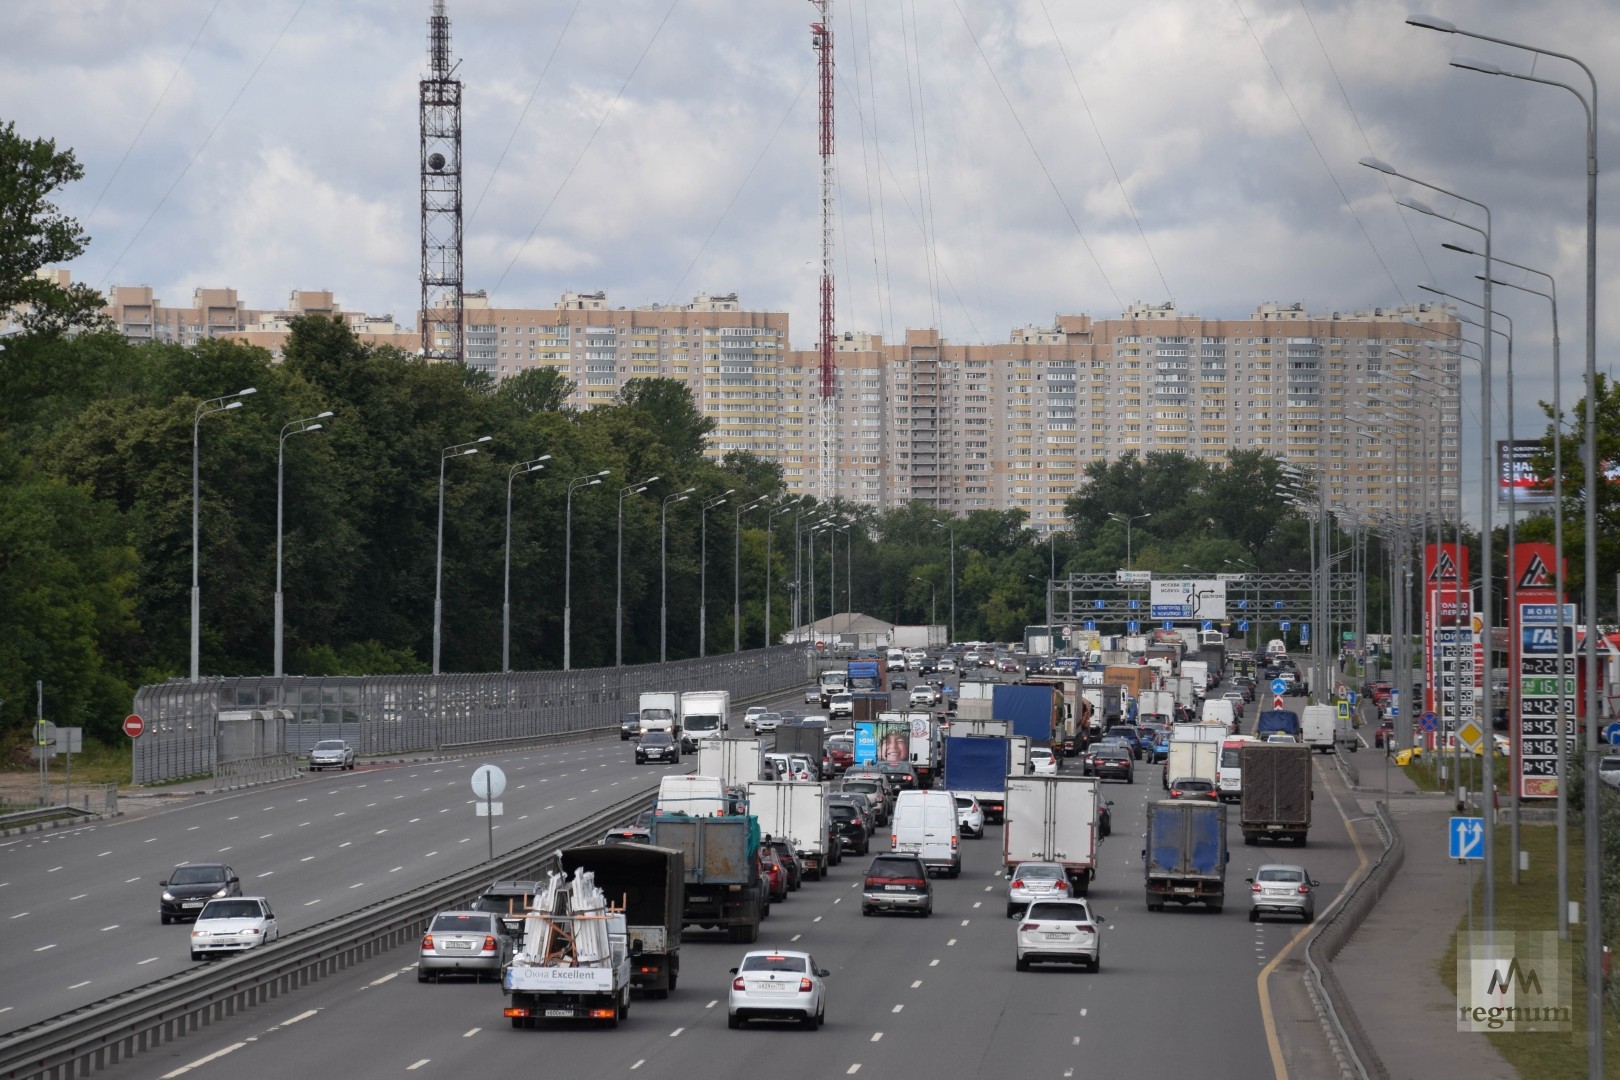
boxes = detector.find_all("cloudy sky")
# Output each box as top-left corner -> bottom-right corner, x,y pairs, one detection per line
7,0 -> 1616,490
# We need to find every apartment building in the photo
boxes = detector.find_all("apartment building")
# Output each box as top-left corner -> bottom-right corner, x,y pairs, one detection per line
100,285 -> 417,356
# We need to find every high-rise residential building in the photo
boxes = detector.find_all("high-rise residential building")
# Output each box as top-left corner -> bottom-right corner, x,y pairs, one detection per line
85,276 -> 1459,524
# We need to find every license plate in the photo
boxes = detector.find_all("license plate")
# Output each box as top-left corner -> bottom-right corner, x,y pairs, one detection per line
755,982 -> 792,991
885,884 -> 907,891
544,1009 -> 574,1017
183,902 -> 204,908
1174,886 -> 1197,894
443,940 -> 473,950
1043,932 -> 1069,940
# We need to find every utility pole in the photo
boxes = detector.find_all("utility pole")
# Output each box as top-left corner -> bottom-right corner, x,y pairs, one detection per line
419,0 -> 463,364
810,2 -> 837,502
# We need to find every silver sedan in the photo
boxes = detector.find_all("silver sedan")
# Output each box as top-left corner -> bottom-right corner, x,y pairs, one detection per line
307,739 -> 355,771
1246,864 -> 1320,923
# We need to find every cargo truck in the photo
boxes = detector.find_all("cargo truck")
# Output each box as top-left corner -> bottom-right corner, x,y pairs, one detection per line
1181,660 -> 1211,694
639,692 -> 679,738
1144,799 -> 1229,912
502,868 -> 635,1028
648,812 -> 764,943
1162,739 -> 1220,791
1254,709 -> 1302,740
1002,775 -> 1100,894
883,711 -> 940,787
992,684 -> 1062,749
678,690 -> 730,751
817,669 -> 848,706
558,845 -> 683,997
953,681 -> 997,722
845,658 -> 886,695
697,739 -> 765,788
850,692 -> 888,726
1105,664 -> 1154,698
1137,690 -> 1177,725
746,780 -> 836,879
943,734 -> 1012,822
1239,742 -> 1313,846
890,624 -> 947,649
774,722 -> 829,765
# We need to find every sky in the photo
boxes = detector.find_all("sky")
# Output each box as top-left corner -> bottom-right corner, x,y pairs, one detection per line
6,0 -> 1616,511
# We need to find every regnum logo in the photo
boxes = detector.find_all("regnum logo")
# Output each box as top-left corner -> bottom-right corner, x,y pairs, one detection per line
1457,932 -> 1571,1032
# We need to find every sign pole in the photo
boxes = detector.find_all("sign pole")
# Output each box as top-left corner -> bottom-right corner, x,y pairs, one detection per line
486,788 -> 494,862
36,681 -> 45,806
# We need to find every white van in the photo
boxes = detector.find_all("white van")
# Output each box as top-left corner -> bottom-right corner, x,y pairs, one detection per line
890,789 -> 960,877
1200,697 -> 1236,732
1300,704 -> 1338,753
655,775 -> 728,817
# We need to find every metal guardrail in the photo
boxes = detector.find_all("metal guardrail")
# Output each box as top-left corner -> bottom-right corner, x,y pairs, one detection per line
132,644 -> 814,785
1305,799 -> 1403,1080
0,786 -> 661,1080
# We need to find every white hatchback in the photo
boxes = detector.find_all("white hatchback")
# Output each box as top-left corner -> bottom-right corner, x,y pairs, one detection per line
728,950 -> 828,1029
1029,747 -> 1058,775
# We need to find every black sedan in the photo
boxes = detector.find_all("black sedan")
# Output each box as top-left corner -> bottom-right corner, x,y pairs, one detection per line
1083,745 -> 1134,783
635,731 -> 680,764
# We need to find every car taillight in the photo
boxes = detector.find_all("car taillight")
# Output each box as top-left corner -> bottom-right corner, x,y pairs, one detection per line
1019,923 -> 1038,931
1298,883 -> 1311,894
1054,879 -> 1069,891
799,977 -> 814,992
483,935 -> 498,951
951,835 -> 958,850
733,976 -> 746,991
1251,882 -> 1262,893
421,933 -> 435,949
1011,880 -> 1024,889
890,833 -> 898,848
1076,924 -> 1094,933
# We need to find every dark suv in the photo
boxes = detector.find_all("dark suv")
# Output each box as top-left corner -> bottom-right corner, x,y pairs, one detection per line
828,801 -> 871,855
861,853 -> 933,917
160,863 -> 241,923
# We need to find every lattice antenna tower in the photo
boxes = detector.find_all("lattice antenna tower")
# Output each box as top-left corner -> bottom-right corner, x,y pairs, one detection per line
810,1 -> 836,501
420,0 -> 464,363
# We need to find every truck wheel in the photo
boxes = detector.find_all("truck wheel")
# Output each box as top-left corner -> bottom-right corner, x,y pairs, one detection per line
1295,836 -> 1308,848
1207,901 -> 1223,913
669,968 -> 679,990
743,921 -> 759,943
1243,834 -> 1256,846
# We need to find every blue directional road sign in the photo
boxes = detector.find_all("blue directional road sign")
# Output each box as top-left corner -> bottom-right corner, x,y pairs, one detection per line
1238,599 -> 1249,610
1300,623 -> 1310,644
1420,711 -> 1439,733
1127,621 -> 1139,633
1084,619 -> 1096,632
1094,599 -> 1105,610
1449,816 -> 1485,860
1201,620 -> 1213,632
1273,600 -> 1284,610
1162,621 -> 1174,631
1270,678 -> 1288,696
1280,620 -> 1291,632
1347,691 -> 1359,706
1129,600 -> 1140,610
1238,620 -> 1250,632
1605,722 -> 1620,747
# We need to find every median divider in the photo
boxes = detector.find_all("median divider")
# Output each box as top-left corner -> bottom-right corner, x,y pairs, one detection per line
0,786 -> 660,1080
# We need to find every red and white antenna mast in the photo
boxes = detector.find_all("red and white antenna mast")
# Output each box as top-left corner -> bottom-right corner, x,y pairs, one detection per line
810,1 -> 836,502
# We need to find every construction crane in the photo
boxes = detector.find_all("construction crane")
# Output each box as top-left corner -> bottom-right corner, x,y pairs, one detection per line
810,2 -> 835,502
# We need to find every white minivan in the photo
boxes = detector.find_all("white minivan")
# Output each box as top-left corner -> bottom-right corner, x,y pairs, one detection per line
1300,704 -> 1338,753
1200,697 -> 1236,732
890,789 -> 961,877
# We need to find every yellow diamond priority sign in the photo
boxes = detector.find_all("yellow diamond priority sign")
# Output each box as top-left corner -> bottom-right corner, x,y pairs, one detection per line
1456,719 -> 1484,754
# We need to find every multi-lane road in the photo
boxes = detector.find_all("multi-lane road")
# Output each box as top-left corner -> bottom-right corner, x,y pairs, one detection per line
4,671 -> 1367,1078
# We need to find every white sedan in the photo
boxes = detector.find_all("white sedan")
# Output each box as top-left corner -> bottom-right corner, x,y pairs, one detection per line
190,897 -> 279,960
728,950 -> 829,1029
1029,747 -> 1058,775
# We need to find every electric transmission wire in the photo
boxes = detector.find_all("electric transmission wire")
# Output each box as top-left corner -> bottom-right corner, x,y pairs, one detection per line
468,0 -> 582,224
84,0 -> 225,227
664,72 -> 812,306
96,0 -> 309,288
1036,0 -> 1172,303
1228,0 -> 1408,304
1293,0 -> 1437,297
948,0 -> 1124,312
490,0 -> 682,301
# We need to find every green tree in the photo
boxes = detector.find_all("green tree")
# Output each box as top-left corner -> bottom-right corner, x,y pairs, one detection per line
496,366 -> 576,415
616,378 -> 715,463
0,121 -> 105,333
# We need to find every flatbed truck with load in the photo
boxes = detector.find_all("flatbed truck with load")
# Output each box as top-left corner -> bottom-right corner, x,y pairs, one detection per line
503,868 -> 635,1028
648,812 -> 764,943
1144,799 -> 1229,912
558,845 -> 682,997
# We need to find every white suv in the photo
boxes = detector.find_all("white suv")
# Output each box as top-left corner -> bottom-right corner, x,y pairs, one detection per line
828,693 -> 854,719
909,686 -> 937,707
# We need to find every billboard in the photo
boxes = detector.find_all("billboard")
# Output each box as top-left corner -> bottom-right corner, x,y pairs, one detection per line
1148,579 -> 1226,621
1497,440 -> 1557,506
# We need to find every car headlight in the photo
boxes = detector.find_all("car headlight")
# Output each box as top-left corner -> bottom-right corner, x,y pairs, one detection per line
191,930 -> 203,939
212,887 -> 230,898
162,891 -> 176,901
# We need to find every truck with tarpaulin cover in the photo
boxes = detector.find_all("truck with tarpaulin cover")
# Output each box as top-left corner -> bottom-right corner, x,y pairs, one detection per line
648,812 -> 764,943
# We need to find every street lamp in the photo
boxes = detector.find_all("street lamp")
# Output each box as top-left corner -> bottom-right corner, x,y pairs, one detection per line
1225,558 -> 1257,652
662,487 -> 696,663
1027,574 -> 1054,629
932,519 -> 956,643
502,454 -> 551,673
913,576 -> 937,625
617,476 -> 658,667
434,435 -> 490,675
766,501 -> 798,648
1405,22 -> 1600,1062
1108,512 -> 1151,571
563,470 -> 610,671
699,490 -> 734,658
274,409 -> 330,678
192,387 -> 255,682
734,495 -> 769,653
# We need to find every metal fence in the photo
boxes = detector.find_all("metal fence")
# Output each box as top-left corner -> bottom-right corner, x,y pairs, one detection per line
131,645 -> 813,785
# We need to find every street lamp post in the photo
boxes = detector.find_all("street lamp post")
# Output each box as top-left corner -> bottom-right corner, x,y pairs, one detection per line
913,576 -> 937,625
192,388 -> 256,681
699,490 -> 734,658
616,476 -> 659,667
502,455 -> 551,673
661,487 -> 695,663
766,502 -> 797,648
563,471 -> 609,671
1108,512 -> 1152,572
932,519 -> 956,643
274,409 -> 330,678
734,496 -> 768,653
434,436 -> 491,675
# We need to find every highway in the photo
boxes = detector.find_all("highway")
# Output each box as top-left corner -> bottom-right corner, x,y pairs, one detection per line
65,668 -> 1364,1080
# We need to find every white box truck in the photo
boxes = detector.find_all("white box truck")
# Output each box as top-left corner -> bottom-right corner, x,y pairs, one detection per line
746,780 -> 836,880
697,738 -> 764,787
679,690 -> 730,751
639,692 -> 679,737
1002,775 -> 1100,897
1163,739 -> 1220,791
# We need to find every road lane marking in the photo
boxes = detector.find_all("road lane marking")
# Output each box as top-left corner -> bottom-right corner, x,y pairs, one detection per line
67,980 -> 90,989
847,1066 -> 861,1075
871,1033 -> 882,1042
98,851 -> 111,857
929,959 -> 938,966
891,1004 -> 902,1013
162,1040 -> 246,1077
258,872 -> 274,879
100,925 -> 119,932
370,973 -> 398,986
349,883 -> 365,889
947,939 -> 956,946
301,856 -> 315,862
960,919 -> 970,926
33,944 -> 54,952
70,894 -> 87,900
910,980 -> 921,988
138,957 -> 159,964
972,901 -> 981,909
705,1000 -> 718,1008
282,1010 -> 318,1025
426,851 -> 438,857
813,916 -> 822,922
409,818 -> 421,823
304,899 -> 322,906
125,877 -> 140,883
390,866 -> 403,873
631,1061 -> 645,1071
218,847 -> 232,853
669,1027 -> 684,1037
339,842 -> 351,848
463,1028 -> 480,1037
259,834 -> 273,839
406,1061 -> 429,1071
375,830 -> 388,835
1080,1007 -> 1087,1016
791,934 -> 802,942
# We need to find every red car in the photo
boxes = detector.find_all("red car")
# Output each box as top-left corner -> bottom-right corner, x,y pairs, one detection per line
826,740 -> 853,775
759,848 -> 789,903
